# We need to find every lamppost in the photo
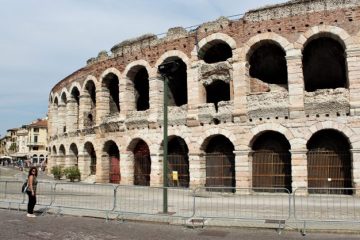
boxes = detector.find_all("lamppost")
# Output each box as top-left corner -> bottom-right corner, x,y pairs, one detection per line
158,61 -> 179,213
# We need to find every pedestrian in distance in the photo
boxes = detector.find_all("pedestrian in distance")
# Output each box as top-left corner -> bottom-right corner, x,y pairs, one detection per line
26,167 -> 38,217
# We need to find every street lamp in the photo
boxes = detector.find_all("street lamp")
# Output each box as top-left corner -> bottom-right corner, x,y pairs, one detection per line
158,60 -> 179,214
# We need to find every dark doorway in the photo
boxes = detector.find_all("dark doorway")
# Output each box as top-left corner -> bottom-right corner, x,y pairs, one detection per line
104,141 -> 120,184
134,140 -> 151,186
252,131 -> 292,192
167,137 -> 189,187
205,135 -> 235,192
249,41 -> 288,85
103,73 -> 120,114
202,41 -> 232,64
303,37 -> 347,91
206,80 -> 230,112
307,130 -> 352,194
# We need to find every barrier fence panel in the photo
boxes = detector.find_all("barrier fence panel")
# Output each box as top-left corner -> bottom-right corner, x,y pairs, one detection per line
194,187 -> 291,221
294,188 -> 360,223
0,180 -> 25,206
114,186 -> 194,218
52,183 -> 115,212
22,181 -> 54,207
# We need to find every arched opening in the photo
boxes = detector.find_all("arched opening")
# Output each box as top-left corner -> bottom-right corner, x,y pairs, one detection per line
168,137 -> 189,188
103,73 -> 120,114
69,143 -> 79,166
71,87 -> 80,129
85,80 -> 96,127
133,140 -> 151,186
32,154 -> 38,165
128,66 -> 150,111
204,135 -> 235,192
201,40 -> 232,64
162,57 -> 187,107
303,36 -> 347,92
84,142 -> 97,175
251,131 -> 292,192
205,80 -> 230,112
249,41 -> 288,90
103,141 -> 120,184
307,129 -> 352,194
59,144 -> 66,166
61,93 -> 67,133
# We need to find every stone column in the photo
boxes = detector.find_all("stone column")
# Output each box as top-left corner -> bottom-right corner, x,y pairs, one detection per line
58,104 -> 66,134
77,154 -> 90,180
234,150 -> 251,189
97,154 -> 110,183
118,77 -> 127,121
286,51 -> 305,119
351,149 -> 360,195
96,88 -> 110,125
148,77 -> 163,126
50,105 -> 58,136
232,60 -> 248,123
186,62 -> 201,126
79,93 -> 91,130
188,152 -> 206,188
290,149 -> 308,193
347,47 -> 360,116
149,154 -> 162,187
66,98 -> 78,133
119,152 -> 133,185
56,155 -> 65,167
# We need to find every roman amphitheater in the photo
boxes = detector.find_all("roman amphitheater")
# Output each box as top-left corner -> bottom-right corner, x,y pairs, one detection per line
48,0 -> 360,194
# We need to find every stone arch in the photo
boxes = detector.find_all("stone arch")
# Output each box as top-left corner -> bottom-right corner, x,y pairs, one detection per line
53,94 -> 59,105
155,50 -> 190,70
124,60 -> 153,78
201,134 -> 236,190
295,25 -> 352,50
69,82 -> 82,96
67,143 -> 79,167
100,68 -> 121,114
103,140 -> 121,184
83,141 -> 97,175
198,128 -> 236,152
249,123 -> 294,149
192,32 -> 236,61
124,61 -> 151,111
60,89 -> 69,104
242,32 -> 291,61
250,130 -> 292,192
126,138 -> 151,186
99,67 -> 122,83
305,121 -> 354,149
82,75 -> 98,94
156,52 -> 189,107
306,128 -> 353,193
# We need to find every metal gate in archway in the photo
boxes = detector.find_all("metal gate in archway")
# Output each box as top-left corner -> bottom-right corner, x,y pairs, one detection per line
109,156 -> 120,184
134,154 -> 151,186
205,153 -> 235,192
167,154 -> 189,187
252,151 -> 292,192
307,150 -> 352,194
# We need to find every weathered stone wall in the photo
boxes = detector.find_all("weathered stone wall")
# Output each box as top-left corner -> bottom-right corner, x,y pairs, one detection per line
48,0 -> 360,191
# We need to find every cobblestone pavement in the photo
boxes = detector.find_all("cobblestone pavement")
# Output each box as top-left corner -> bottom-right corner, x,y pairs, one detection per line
1,209 -> 360,240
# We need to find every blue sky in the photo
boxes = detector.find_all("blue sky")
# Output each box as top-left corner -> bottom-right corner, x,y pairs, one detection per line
0,0 -> 286,137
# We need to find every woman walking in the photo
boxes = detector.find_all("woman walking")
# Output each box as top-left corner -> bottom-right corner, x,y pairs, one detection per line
26,167 -> 38,217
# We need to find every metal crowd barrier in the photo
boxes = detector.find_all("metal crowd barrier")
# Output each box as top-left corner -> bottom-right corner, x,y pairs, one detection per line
52,182 -> 116,218
1,179 -> 360,232
114,185 -> 194,219
293,187 -> 360,233
193,187 -> 291,227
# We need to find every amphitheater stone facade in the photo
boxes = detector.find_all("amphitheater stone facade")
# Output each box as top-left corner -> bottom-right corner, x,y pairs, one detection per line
48,0 -> 360,193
